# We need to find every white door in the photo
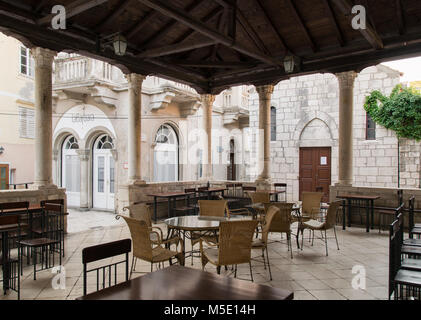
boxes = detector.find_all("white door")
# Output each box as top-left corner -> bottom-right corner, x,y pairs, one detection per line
93,135 -> 115,210
62,136 -> 80,207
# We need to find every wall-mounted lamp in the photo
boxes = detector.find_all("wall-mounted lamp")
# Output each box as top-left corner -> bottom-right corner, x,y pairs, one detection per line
283,55 -> 301,74
0,146 -> 4,155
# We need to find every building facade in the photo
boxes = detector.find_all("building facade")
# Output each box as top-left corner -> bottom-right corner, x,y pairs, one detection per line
249,65 -> 421,202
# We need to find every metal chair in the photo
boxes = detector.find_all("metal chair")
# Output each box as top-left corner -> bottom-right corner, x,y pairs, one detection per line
274,183 -> 287,202
82,239 -> 131,296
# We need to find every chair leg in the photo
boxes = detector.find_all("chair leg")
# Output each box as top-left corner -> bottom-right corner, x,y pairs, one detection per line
301,228 -> 304,251
265,246 -> 272,281
324,229 -> 328,256
262,248 -> 266,269
288,233 -> 293,259
150,263 -> 153,272
249,262 -> 254,282
333,226 -> 340,250
33,247 -> 37,280
234,265 -> 237,278
217,266 -> 221,274
130,256 -> 135,279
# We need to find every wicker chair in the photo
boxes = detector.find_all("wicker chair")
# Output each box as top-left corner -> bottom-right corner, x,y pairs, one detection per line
252,206 -> 279,280
299,200 -> 341,256
263,202 -> 295,258
200,219 -> 259,281
301,192 -> 324,220
119,216 -> 184,276
121,203 -> 180,249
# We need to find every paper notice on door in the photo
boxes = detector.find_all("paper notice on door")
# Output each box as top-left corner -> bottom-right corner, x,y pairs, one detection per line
320,157 -> 327,165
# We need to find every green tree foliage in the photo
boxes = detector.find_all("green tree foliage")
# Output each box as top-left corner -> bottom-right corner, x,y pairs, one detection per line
364,84 -> 421,141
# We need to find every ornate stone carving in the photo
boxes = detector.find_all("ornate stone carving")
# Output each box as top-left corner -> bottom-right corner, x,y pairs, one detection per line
255,84 -> 274,100
201,94 -> 216,106
76,149 -> 90,161
336,71 -> 358,89
125,73 -> 146,95
31,47 -> 56,69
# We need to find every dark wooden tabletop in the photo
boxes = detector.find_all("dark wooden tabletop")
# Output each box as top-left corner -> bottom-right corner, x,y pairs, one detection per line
77,265 -> 293,300
337,194 -> 380,200
148,192 -> 195,198
198,188 -> 227,193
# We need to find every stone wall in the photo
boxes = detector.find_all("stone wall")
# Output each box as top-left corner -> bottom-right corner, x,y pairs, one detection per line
249,64 -> 421,202
0,187 -> 68,232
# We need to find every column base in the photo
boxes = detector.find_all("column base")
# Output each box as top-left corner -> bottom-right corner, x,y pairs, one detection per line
30,183 -> 58,190
335,181 -> 353,187
128,179 -> 147,186
255,178 -> 272,189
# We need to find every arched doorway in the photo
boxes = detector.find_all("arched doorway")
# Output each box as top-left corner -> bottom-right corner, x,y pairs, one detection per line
227,139 -> 236,180
93,134 -> 115,210
62,135 -> 80,207
153,124 -> 179,182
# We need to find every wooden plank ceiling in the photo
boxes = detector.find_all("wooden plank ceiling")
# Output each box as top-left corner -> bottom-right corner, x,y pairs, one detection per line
0,0 -> 420,93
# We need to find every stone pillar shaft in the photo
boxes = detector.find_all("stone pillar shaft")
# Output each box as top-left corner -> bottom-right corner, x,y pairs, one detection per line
336,71 -> 357,186
126,73 -> 146,183
256,84 -> 274,182
201,94 -> 215,179
32,47 -> 56,187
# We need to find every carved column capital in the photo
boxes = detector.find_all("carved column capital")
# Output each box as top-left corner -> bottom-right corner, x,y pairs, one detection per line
30,47 -> 56,68
336,71 -> 358,89
255,84 -> 274,100
76,149 -> 90,161
125,73 -> 146,95
201,94 -> 215,107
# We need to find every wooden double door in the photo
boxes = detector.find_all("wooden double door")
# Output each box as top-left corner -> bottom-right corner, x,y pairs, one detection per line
0,164 -> 9,190
299,147 -> 331,203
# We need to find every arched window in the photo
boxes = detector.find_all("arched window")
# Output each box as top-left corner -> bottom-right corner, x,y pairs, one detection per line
271,106 -> 276,141
96,135 -> 114,149
366,113 -> 376,140
154,124 -> 179,182
64,136 -> 79,149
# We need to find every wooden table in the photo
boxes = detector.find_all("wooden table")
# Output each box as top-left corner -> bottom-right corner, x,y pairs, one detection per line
197,187 -> 227,199
246,190 -> 285,202
336,194 -> 380,232
77,265 -> 293,300
148,192 -> 195,222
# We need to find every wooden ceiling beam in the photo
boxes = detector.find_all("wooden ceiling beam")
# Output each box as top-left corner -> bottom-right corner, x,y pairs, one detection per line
37,0 -> 110,25
253,0 -> 290,55
395,0 -> 405,35
137,39 -> 217,58
169,60 -> 256,68
138,0 -> 207,50
322,0 -> 345,47
284,0 -> 317,52
333,0 -> 384,49
125,10 -> 159,40
136,0 -> 282,66
94,0 -> 131,31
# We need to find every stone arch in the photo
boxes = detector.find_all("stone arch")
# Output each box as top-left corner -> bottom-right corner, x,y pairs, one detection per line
293,111 -> 338,147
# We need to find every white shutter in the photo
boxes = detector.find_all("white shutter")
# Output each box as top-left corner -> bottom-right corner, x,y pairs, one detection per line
19,107 -> 35,139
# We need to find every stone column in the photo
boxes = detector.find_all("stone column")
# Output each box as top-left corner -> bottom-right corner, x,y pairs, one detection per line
201,94 -> 215,180
32,47 -> 57,188
336,71 -> 357,186
77,149 -> 90,210
255,84 -> 274,183
126,73 -> 146,184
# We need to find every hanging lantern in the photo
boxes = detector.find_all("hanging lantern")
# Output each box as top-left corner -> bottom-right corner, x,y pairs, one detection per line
113,34 -> 127,56
283,55 -> 300,73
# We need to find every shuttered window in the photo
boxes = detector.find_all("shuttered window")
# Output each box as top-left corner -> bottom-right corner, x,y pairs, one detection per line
271,106 -> 276,141
19,107 -> 35,139
20,46 -> 34,77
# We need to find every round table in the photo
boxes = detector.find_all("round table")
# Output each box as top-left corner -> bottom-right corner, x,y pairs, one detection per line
165,215 -> 253,264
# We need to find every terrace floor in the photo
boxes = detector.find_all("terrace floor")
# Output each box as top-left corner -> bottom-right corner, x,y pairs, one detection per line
1,209 -> 390,300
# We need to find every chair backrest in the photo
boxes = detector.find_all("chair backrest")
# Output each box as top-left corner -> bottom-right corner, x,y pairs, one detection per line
120,216 -> 154,261
185,188 -> 196,194
302,192 -> 323,216
264,202 -> 294,233
325,201 -> 342,229
261,206 -> 280,244
0,214 -> 19,226
82,238 -> 131,296
248,192 -> 270,204
274,183 -> 287,189
0,201 -> 29,213
389,213 -> 403,299
125,203 -> 152,227
198,186 -> 209,191
41,203 -> 64,240
198,200 -> 228,217
218,220 -> 258,266
408,195 -> 415,236
397,189 -> 404,206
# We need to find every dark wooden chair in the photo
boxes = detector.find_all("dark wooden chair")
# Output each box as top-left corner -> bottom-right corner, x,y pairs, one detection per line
17,203 -> 64,280
408,196 -> 421,239
39,199 -> 66,257
173,188 -> 197,216
378,189 -> 404,233
0,215 -> 21,300
389,212 -> 421,300
274,183 -> 287,202
82,238 -> 131,296
0,201 -> 29,214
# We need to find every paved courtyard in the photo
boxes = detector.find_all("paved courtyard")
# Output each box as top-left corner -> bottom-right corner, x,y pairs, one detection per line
1,210 -> 390,300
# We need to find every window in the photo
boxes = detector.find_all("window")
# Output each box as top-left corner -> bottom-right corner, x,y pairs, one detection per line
20,47 -> 34,77
270,106 -> 276,141
18,107 -> 35,139
224,93 -> 232,107
154,124 -> 179,182
366,113 -> 376,140
96,135 -> 114,149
